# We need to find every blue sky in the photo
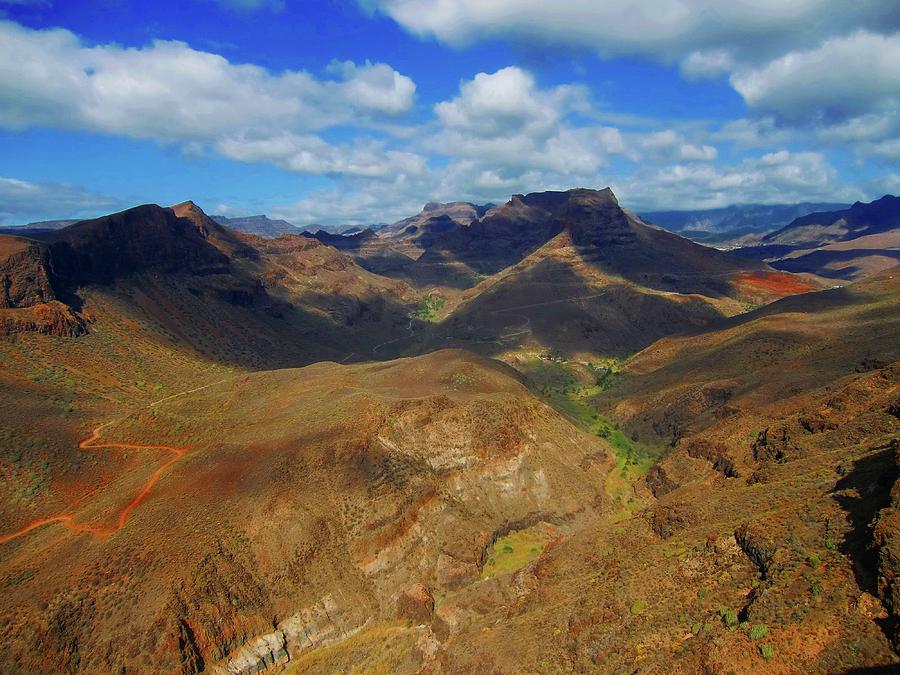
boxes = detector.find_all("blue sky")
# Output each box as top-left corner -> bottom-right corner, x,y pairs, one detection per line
1,0 -> 899,225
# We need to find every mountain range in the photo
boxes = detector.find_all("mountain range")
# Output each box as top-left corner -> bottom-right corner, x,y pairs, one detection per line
0,188 -> 898,673
641,202 -> 849,246
733,195 -> 900,280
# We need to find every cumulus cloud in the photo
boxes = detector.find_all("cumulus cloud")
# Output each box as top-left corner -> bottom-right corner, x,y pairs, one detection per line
680,49 -> 735,79
634,130 -> 717,161
366,0 -> 900,154
0,177 -> 120,225
614,150 -> 860,211
435,67 -> 586,137
731,31 -> 900,123
215,133 -> 426,177
0,21 -> 415,176
363,0 -> 900,62
427,67 -> 623,184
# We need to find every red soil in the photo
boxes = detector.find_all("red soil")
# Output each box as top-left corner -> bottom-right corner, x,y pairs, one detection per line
0,424 -> 185,545
733,271 -> 818,296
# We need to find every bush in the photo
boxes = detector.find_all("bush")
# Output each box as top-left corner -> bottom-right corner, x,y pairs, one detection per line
629,601 -> 645,615
748,624 -> 768,640
723,610 -> 739,628
759,644 -> 775,660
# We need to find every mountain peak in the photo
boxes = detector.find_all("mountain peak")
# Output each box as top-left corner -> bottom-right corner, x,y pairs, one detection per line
513,187 -> 619,212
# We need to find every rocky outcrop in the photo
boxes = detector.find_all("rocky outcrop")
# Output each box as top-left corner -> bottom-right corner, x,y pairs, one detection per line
647,504 -> 696,539
396,583 -> 435,624
752,426 -> 799,463
209,594 -> 368,675
210,631 -> 289,675
735,522 -> 779,580
644,464 -> 677,498
0,236 -> 56,308
0,301 -> 86,337
164,543 -> 271,673
873,444 -> 900,649
686,438 -> 738,478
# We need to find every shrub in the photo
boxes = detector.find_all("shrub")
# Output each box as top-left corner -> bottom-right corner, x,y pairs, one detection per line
723,610 -> 739,628
759,644 -> 775,660
808,552 -> 821,569
630,601 -> 645,615
748,624 -> 768,640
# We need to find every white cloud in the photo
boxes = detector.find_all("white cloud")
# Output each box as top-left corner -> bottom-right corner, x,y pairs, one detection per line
0,177 -> 120,225
634,130 -> 717,161
0,20 -> 416,176
427,67 -> 622,182
326,60 -> 416,115
680,49 -> 735,79
215,133 -> 426,177
731,31 -> 900,123
363,1 -> 900,62
614,150 -> 860,211
435,66 -> 586,137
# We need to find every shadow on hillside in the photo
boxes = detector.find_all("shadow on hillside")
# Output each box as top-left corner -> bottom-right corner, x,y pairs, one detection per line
408,258 -> 725,360
710,285 -> 864,333
831,448 -> 897,645
106,272 -> 417,371
773,249 -> 900,280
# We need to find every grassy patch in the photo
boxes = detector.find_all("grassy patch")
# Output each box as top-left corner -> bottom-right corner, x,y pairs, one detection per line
481,524 -> 557,579
412,295 -> 446,322
512,352 -> 660,477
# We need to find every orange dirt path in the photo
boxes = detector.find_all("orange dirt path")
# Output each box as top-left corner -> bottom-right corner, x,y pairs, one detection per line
0,424 -> 186,545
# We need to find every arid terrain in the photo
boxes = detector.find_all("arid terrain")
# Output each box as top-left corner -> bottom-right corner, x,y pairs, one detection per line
0,188 -> 897,674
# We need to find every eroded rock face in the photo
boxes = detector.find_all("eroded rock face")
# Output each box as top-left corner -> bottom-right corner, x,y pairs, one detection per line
0,301 -> 86,337
752,426 -> 799,464
396,584 -> 435,624
686,438 -> 739,478
874,444 -> 900,649
210,631 -> 288,675
644,464 -> 677,498
209,594 -> 369,675
735,522 -> 779,580
0,237 -> 56,308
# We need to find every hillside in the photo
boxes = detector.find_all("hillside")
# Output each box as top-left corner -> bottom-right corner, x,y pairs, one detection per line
368,188 -> 822,359
735,196 -> 900,280
0,202 -> 419,367
0,350 -> 612,673
0,193 -> 895,674
414,269 -> 900,673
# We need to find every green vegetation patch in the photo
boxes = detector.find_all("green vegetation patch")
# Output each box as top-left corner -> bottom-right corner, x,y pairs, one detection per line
512,352 -> 661,478
748,624 -> 768,640
412,295 -> 446,322
481,524 -> 558,579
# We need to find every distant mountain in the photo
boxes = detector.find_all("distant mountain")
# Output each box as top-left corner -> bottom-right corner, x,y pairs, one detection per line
0,219 -> 80,236
641,202 -> 848,246
762,195 -> 900,246
381,201 -> 492,239
210,213 -> 300,237
734,195 -> 900,280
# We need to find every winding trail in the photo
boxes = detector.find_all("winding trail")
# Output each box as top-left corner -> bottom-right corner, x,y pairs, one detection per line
0,421 -> 188,546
